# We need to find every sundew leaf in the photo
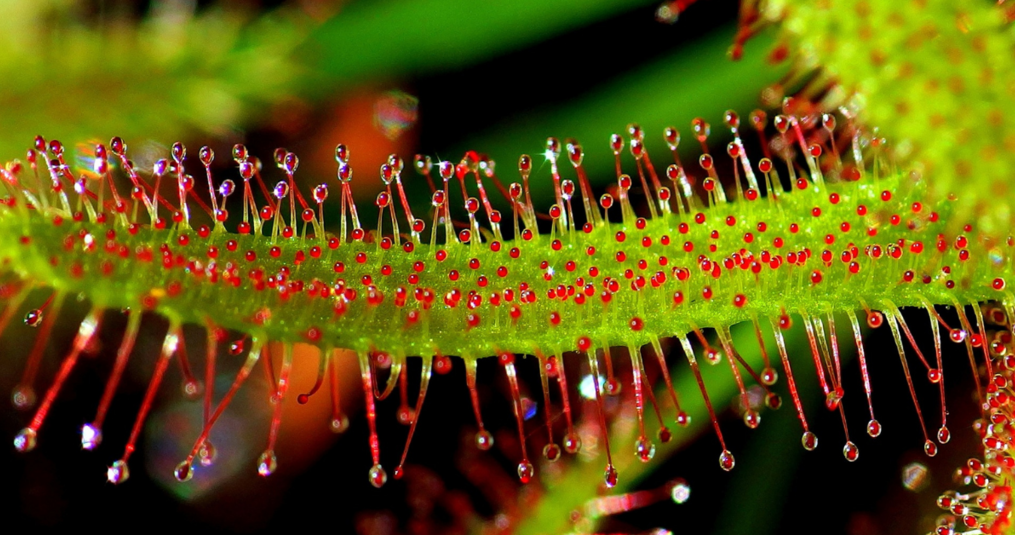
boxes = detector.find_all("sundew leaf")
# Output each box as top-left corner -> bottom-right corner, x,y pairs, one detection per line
763,0 -> 1015,233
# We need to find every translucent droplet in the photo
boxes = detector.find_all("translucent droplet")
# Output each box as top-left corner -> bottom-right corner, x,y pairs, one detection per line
182,379 -> 203,399
24,309 -> 43,327
12,385 -> 36,409
760,367 -> 778,386
229,339 -> 244,355
543,443 -> 561,462
604,464 -> 618,488
273,181 -> 289,200
670,478 -> 691,504
801,431 -> 818,451
475,429 -> 494,451
171,142 -> 186,163
218,179 -> 235,198
107,460 -> 129,484
330,414 -> 350,434
198,440 -> 217,467
517,460 -> 535,483
938,426 -> 951,444
924,440 -> 938,457
369,463 -> 387,488
867,419 -> 882,438
719,450 -> 735,471
704,348 -> 722,365
843,441 -> 859,462
334,144 -> 349,164
743,410 -> 761,429
199,146 -> 214,166
174,461 -> 194,482
635,437 -> 656,462
81,423 -> 102,450
563,432 -> 582,454
257,450 -> 277,477
13,428 -> 36,452
283,152 -> 299,174
658,427 -> 672,443
313,184 -> 328,203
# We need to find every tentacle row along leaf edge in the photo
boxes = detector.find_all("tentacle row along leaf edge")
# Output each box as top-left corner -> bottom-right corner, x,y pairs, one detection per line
1,99 -> 1013,518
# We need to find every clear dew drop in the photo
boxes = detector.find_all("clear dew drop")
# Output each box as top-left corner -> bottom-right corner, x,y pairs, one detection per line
107,460 -> 129,484
543,443 -> 561,462
218,179 -> 235,198
81,423 -> 102,450
563,432 -> 582,454
24,309 -> 43,327
13,428 -> 36,452
927,368 -> 942,383
330,415 -> 350,434
760,367 -> 779,386
843,441 -> 860,462
517,460 -> 535,484
12,385 -> 36,409
923,440 -> 938,457
669,478 -> 691,504
801,431 -> 818,451
182,379 -> 203,400
198,440 -> 217,467
475,429 -> 494,451
604,464 -> 618,488
704,348 -> 722,365
719,450 -> 735,471
658,427 -> 672,443
369,463 -> 387,488
743,409 -> 761,429
867,419 -> 882,438
174,461 -> 193,482
257,450 -> 277,477
635,437 -> 656,462
937,426 -> 951,444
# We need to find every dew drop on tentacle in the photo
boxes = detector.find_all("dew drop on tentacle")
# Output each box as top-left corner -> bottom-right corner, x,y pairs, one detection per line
327,350 -> 349,433
884,307 -> 935,454
628,345 -> 653,462
586,349 -> 617,487
766,315 -> 817,450
358,351 -> 386,487
394,356 -> 433,480
179,338 -> 265,480
501,352 -> 535,484
464,358 -> 493,451
110,322 -> 182,484
846,310 -> 880,438
14,309 -> 102,452
552,354 -> 581,455
86,309 -> 142,451
16,292 -> 66,410
679,334 -> 733,467
648,337 -> 689,428
297,348 -> 329,405
537,352 -> 561,461
843,441 -> 859,462
257,450 -> 278,477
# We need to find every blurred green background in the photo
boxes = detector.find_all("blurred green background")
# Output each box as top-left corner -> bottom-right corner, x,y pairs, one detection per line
0,1 -> 984,534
